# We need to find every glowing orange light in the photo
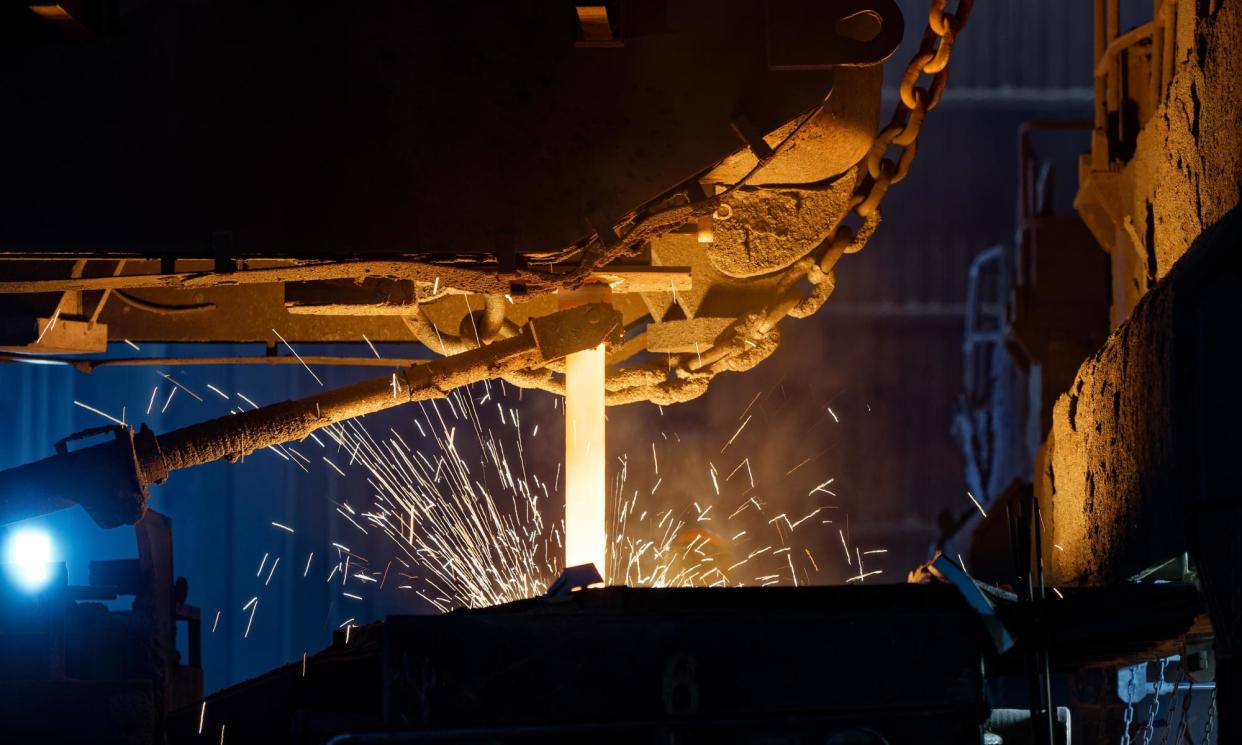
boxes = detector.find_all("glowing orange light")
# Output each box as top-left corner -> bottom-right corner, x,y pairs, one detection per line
29,4 -> 72,20
564,342 -> 607,581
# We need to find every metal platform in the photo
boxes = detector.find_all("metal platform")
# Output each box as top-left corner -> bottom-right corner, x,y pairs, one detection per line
168,584 -> 991,744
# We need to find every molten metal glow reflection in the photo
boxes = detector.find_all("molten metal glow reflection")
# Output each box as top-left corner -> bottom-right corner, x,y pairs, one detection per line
564,343 -> 607,579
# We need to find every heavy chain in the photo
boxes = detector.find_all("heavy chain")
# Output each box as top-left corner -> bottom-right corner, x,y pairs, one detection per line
586,0 -> 974,404
1156,667 -> 1184,745
646,0 -> 977,404
1201,689 -> 1216,745
1175,681 -> 1196,745
1122,667 -> 1137,745
413,0 -> 974,405
1141,658 -> 1170,745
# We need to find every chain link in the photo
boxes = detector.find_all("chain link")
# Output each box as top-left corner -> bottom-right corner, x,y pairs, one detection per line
1142,658 -> 1170,745
1201,689 -> 1216,745
1175,680 -> 1196,745
1122,667 -> 1137,745
1157,667 -> 1184,745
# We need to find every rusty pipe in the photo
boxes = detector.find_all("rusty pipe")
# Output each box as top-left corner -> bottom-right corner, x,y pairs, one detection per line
0,303 -> 622,527
156,328 -> 544,471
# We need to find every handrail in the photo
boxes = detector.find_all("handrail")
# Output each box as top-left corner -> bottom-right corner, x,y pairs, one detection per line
1093,21 -> 1154,79
1090,0 -> 1178,169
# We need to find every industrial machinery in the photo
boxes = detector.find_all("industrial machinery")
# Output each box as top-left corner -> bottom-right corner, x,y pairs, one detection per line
0,0 -> 942,529
0,511 -> 203,743
0,0 -> 1237,743
0,0 -> 914,407
0,0 -> 949,557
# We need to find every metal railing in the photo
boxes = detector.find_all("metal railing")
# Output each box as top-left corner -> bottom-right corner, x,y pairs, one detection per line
1092,0 -> 1178,169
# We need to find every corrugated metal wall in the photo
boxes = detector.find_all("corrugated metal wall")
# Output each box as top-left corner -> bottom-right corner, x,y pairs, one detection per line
887,0 -> 1093,94
885,0 -> 1151,98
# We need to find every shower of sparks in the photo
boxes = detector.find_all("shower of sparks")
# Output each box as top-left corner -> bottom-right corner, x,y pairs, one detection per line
257,375 -> 874,611
271,328 -> 323,386
161,387 -> 178,414
158,371 -> 204,402
123,339 -> 141,351
123,353 -> 878,636
808,477 -> 835,496
462,296 -> 482,347
243,598 -> 258,638
72,400 -> 127,427
264,557 -> 280,586
720,415 -> 751,453
34,308 -> 61,344
966,491 -> 988,518
313,397 -> 555,608
784,457 -> 811,477
739,392 -> 761,421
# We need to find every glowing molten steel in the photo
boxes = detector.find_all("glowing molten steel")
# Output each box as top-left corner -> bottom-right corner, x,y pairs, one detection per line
564,342 -> 607,580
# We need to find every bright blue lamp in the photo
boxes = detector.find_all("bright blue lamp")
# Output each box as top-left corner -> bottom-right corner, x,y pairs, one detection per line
4,528 -> 54,593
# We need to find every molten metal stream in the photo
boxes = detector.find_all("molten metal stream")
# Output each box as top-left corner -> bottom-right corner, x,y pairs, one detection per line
563,343 -> 607,579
